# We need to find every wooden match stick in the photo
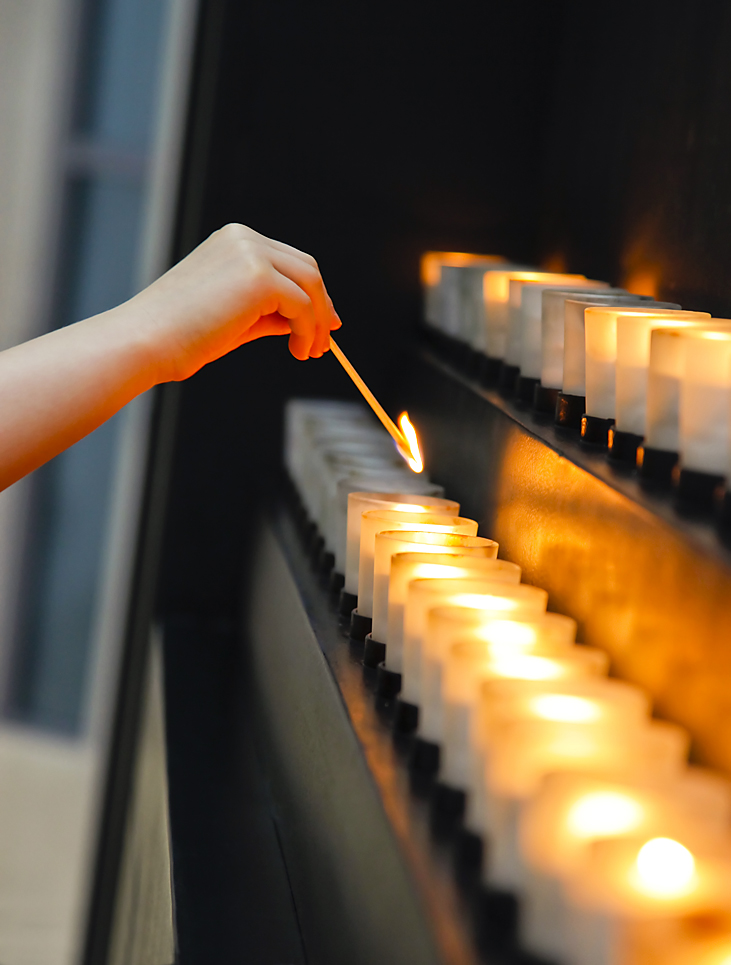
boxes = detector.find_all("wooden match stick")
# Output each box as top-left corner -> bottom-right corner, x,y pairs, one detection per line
329,337 -> 407,449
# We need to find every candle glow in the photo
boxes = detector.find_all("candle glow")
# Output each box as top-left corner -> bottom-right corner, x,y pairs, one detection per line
566,791 -> 645,838
633,837 -> 697,898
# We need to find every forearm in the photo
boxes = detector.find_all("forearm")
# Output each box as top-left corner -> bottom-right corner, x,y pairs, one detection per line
0,301 -> 159,490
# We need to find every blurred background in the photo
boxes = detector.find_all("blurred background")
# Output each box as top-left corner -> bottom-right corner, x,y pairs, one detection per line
2,0 -> 731,963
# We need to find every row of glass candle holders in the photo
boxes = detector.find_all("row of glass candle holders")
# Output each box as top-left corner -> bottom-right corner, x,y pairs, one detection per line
284,398 -> 731,965
420,251 -> 731,532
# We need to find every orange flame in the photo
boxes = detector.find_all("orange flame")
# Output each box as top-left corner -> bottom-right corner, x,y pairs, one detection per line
397,412 -> 424,473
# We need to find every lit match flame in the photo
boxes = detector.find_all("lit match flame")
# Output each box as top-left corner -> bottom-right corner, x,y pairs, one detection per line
397,412 -> 423,473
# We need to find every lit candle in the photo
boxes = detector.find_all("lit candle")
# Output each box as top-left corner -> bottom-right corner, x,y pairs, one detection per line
421,251 -> 505,332
537,290 -> 651,419
344,492 -> 459,600
500,274 -> 589,395
641,328 -> 695,489
677,326 -> 731,512
562,830 -> 731,965
482,271 -> 580,375
559,295 -> 672,432
357,511 -> 479,621
514,282 -> 615,404
479,717 -> 689,893
583,307 -> 706,460
520,768 -> 731,962
400,580 -> 546,710
333,475 -> 444,589
371,532 -> 499,650
437,636 -> 609,793
384,542 -> 510,675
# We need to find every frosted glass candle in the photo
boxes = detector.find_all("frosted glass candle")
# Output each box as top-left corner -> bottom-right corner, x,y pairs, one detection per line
437,638 -> 608,786
463,675 -> 652,844
344,493 -> 459,597
440,263 -> 506,346
646,328 -> 689,452
420,251 -> 505,330
540,291 -> 649,392
504,274 -> 587,369
562,831 -> 731,965
584,307 -> 704,425
384,543 -> 508,673
518,282 -> 612,379
400,580 -> 544,706
357,511 -> 478,617
562,295 -> 662,399
371,534 -> 499,646
334,475 -> 444,577
520,769 -> 731,963
483,271 -> 570,360
481,719 -> 689,890
678,327 -> 731,475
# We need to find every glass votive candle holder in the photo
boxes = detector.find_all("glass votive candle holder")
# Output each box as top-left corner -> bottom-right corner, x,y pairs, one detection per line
355,511 -> 478,633
400,580 -> 543,710
369,534 -> 500,661
676,326 -> 731,514
478,717 -> 688,890
420,251 -> 505,331
462,675 -> 653,861
559,294 -> 663,434
382,542 -> 505,674
562,829 -> 731,965
482,271 -> 566,382
500,274 -> 587,397
344,492 -> 459,601
535,290 -> 629,418
520,768 -> 731,963
605,309 -> 708,466
421,608 -> 582,753
333,475 -> 444,596
439,635 -> 607,791
514,281 -> 611,407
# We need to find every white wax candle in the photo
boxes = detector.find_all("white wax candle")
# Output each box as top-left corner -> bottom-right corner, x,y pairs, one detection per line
562,296 -> 660,398
462,674 -> 652,847
357,511 -> 479,617
438,637 -> 609,788
333,475 -> 444,576
646,328 -> 688,452
482,271 -> 573,360
678,326 -> 731,475
420,251 -> 505,331
515,281 -> 611,377
584,307 -> 690,422
384,544 -> 511,672
344,493 -> 459,596
562,831 -> 731,965
480,719 -> 689,893
504,275 -> 588,368
371,533 -> 499,645
400,581 -> 543,706
520,768 -> 731,963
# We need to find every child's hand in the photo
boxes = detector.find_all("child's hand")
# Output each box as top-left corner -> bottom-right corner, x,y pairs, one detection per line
133,223 -> 342,381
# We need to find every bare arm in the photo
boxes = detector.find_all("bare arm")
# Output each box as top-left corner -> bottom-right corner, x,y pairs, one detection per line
0,223 -> 340,491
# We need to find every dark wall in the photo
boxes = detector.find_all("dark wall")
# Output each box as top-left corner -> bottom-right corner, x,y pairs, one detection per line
538,0 -> 731,315
160,0 -> 569,616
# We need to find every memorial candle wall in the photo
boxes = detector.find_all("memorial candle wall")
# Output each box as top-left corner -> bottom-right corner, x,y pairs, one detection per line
282,239 -> 731,963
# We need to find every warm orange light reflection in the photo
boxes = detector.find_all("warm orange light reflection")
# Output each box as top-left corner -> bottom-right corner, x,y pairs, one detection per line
420,251 -> 504,286
397,412 -> 424,473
